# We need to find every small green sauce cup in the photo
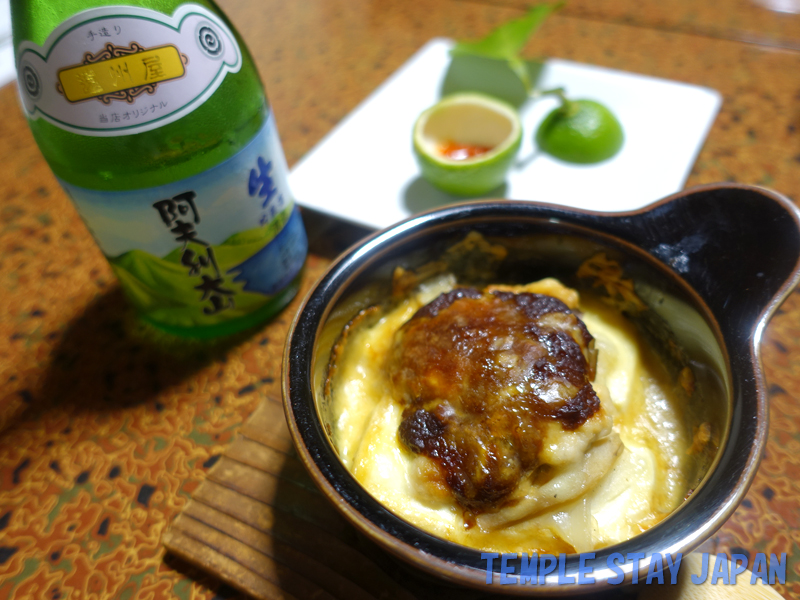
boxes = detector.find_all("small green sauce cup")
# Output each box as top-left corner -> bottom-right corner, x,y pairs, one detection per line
413,93 -> 522,196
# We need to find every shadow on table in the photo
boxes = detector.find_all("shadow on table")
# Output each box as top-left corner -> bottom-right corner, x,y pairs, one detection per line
300,205 -> 375,257
403,176 -> 509,216
162,554 -> 246,600
269,457 -> 497,600
8,209 -> 375,428
25,287 -> 256,419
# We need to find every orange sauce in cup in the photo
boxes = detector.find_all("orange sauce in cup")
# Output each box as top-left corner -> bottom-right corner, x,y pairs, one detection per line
439,141 -> 493,160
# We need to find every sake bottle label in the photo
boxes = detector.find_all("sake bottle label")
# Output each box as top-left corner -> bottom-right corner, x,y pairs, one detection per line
16,4 -> 242,136
60,112 -> 308,328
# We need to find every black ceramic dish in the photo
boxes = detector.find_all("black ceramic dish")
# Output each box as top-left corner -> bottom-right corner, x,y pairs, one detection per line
282,184 -> 800,595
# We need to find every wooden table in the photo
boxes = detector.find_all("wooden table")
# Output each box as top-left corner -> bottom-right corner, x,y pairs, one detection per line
1,0 -> 799,598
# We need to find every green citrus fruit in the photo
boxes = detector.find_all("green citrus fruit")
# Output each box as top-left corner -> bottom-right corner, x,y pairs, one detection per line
536,99 -> 624,164
413,93 -> 522,196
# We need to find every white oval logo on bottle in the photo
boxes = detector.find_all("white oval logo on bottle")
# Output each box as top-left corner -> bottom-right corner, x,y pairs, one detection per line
16,4 -> 242,137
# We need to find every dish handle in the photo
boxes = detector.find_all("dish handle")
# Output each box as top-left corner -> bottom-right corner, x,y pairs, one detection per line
599,184 -> 800,340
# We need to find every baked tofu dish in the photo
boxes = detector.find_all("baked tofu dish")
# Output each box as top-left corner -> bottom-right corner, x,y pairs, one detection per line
324,238 -> 712,555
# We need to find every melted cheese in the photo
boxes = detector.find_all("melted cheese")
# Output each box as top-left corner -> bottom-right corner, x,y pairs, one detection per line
329,277 -> 690,553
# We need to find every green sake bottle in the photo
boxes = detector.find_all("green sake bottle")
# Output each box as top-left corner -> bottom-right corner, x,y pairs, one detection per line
11,0 -> 307,338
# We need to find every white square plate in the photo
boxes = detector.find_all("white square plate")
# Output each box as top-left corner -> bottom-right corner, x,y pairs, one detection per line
289,38 -> 721,230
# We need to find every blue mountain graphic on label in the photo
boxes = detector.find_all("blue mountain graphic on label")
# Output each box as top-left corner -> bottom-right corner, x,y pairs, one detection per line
228,208 -> 308,295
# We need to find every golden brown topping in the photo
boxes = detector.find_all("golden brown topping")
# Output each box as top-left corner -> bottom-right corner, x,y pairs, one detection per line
686,422 -> 711,456
679,366 -> 696,396
577,252 -> 647,312
390,288 -> 600,510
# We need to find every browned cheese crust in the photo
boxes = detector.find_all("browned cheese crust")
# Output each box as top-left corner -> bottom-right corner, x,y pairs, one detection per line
390,288 -> 600,511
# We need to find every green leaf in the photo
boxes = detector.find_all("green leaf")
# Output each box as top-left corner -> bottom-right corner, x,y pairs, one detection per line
507,56 -> 531,92
450,3 -> 562,65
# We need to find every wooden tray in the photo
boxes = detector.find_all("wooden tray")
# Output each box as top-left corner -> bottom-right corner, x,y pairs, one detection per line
161,397 -> 474,600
